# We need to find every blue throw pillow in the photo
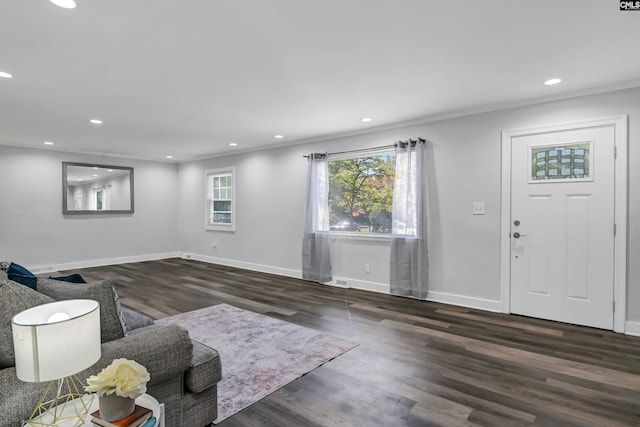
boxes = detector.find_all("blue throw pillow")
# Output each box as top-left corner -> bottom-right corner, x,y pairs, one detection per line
7,262 -> 37,289
47,274 -> 87,284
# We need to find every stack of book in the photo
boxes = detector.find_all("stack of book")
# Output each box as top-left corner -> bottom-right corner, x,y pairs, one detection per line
90,404 -> 154,427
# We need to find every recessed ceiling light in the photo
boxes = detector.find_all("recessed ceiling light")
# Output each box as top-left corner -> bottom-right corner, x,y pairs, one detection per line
229,143 -> 238,147
93,167 -> 99,170
544,78 -> 562,86
166,155 -> 174,159
274,134 -> 284,139
361,117 -> 373,122
90,119 -> 103,125
107,169 -> 113,172
92,174 -> 99,177
44,141 -> 54,145
50,0 -> 76,9
0,71 -> 12,79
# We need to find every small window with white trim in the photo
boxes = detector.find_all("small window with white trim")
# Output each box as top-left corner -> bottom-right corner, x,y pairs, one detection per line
205,167 -> 235,231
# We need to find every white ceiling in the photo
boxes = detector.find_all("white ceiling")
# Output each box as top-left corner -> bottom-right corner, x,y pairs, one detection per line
1,1 -> 639,162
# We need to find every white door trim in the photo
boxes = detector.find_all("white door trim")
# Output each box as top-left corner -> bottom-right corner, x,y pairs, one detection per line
500,115 -> 628,332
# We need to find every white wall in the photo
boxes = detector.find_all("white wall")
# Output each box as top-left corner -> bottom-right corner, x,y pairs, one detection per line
178,87 -> 640,320
0,145 -> 180,270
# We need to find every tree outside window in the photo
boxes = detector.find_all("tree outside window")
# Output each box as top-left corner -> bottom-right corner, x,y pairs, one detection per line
328,153 -> 395,234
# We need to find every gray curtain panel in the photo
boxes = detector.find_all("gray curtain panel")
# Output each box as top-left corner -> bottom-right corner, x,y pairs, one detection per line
302,232 -> 332,283
390,140 -> 428,299
302,153 -> 332,283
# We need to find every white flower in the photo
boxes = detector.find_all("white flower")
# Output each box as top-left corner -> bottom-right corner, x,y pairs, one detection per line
85,358 -> 151,399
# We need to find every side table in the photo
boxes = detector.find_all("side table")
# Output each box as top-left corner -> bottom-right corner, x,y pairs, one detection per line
23,393 -> 164,427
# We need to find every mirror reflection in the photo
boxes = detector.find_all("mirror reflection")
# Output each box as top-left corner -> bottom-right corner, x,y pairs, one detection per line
63,162 -> 134,214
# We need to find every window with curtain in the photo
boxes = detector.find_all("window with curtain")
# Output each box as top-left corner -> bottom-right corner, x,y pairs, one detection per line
303,139 -> 427,295
205,166 -> 236,231
327,151 -> 397,235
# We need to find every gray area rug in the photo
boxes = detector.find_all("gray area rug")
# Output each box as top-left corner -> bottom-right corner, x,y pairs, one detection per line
156,303 -> 358,424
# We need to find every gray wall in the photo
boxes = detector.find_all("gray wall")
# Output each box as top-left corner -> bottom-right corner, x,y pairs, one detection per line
1,87 -> 638,323
177,87 -> 640,321
0,145 -> 179,268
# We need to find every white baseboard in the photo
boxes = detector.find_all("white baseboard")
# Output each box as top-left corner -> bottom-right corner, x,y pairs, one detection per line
185,253 -> 503,309
29,252 -> 181,274
426,290 -> 503,313
183,254 -> 502,310
624,321 -> 640,336
184,253 -> 302,280
23,251 -> 639,331
329,277 -> 390,294
28,251 -> 501,316
183,253 -> 391,294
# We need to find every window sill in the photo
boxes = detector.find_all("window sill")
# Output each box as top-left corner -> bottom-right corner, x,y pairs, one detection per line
205,224 -> 235,232
328,232 -> 391,242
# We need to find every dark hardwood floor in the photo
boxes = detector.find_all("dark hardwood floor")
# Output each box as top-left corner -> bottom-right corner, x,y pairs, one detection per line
61,258 -> 640,426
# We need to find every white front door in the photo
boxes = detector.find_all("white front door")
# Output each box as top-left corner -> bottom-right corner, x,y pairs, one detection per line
510,125 -> 616,329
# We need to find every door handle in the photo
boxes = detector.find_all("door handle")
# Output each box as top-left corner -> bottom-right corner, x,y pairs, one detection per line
513,232 -> 527,239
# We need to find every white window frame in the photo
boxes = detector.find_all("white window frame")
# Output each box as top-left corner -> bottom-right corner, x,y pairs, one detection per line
205,166 -> 236,232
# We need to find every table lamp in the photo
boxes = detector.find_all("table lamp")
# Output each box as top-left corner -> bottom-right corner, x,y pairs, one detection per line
12,299 -> 101,426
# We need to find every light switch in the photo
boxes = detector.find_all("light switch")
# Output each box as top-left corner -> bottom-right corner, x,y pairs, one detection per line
472,202 -> 485,215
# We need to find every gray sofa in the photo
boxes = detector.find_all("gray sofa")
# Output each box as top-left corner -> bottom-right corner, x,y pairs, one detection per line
0,271 -> 221,427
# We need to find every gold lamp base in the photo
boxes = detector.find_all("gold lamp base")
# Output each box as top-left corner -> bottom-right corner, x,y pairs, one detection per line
24,375 -> 94,427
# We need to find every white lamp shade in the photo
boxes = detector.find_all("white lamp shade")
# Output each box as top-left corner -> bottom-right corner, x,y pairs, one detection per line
12,299 -> 101,382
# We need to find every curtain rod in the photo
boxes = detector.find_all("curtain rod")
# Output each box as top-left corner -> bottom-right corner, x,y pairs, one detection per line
303,138 -> 425,158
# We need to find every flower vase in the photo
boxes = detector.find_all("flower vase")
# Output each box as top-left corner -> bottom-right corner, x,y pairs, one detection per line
98,394 -> 135,421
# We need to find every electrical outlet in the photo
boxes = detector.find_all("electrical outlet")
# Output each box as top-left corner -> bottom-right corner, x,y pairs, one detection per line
472,202 -> 486,215
364,263 -> 370,273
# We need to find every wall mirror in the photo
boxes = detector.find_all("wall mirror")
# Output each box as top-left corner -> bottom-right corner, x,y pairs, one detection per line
62,162 -> 134,214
